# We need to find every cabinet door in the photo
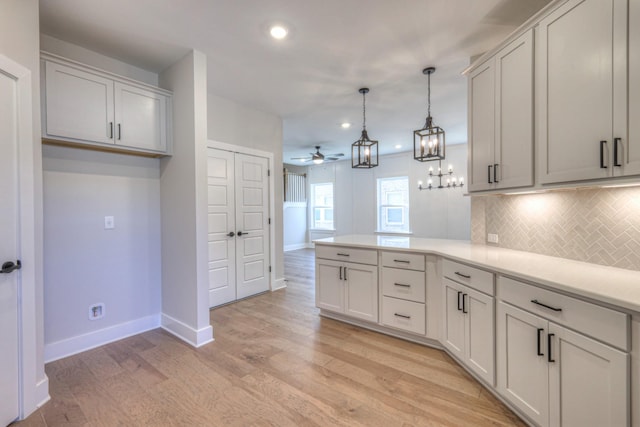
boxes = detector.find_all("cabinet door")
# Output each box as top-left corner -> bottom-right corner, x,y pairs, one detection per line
548,323 -> 629,427
344,263 -> 378,322
497,302 -> 549,427
495,30 -> 533,190
114,82 -> 167,152
44,61 -> 114,144
625,0 -> 640,176
442,279 -> 466,360
468,60 -> 495,192
315,260 -> 344,313
465,287 -> 495,385
538,0 -> 626,184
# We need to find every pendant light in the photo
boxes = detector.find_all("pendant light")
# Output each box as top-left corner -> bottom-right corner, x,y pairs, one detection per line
414,67 -> 445,162
352,88 -> 379,168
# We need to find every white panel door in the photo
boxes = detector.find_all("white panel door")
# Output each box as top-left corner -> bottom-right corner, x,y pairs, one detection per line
548,323 -> 629,427
497,302 -> 549,427
344,263 -> 378,322
44,61 -> 114,144
538,0 -> 626,183
465,287 -> 495,385
207,149 -> 237,307
0,58 -> 21,427
235,153 -> 270,299
468,60 -> 495,192
114,82 -> 167,152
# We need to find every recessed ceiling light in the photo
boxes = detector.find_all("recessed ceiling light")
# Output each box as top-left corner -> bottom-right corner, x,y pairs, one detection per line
270,25 -> 288,40
341,122 -> 351,129
395,144 -> 402,149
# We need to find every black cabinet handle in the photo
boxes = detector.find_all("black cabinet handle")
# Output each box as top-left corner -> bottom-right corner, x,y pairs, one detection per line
339,266 -> 343,280
393,259 -> 410,264
237,231 -> 248,236
537,328 -> 544,356
455,271 -> 471,279
394,283 -> 411,288
462,294 -> 468,314
531,299 -> 562,312
614,137 -> 622,167
600,140 -> 608,168
457,291 -> 463,311
394,313 -> 411,319
227,231 -> 235,237
0,260 -> 21,274
548,333 -> 555,363
488,165 -> 493,183
109,122 -> 114,139
494,163 -> 499,183
343,267 -> 347,281
337,253 -> 350,257
118,123 -> 122,140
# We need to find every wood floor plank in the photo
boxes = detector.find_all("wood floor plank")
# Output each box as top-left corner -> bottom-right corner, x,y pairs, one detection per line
16,248 -> 523,426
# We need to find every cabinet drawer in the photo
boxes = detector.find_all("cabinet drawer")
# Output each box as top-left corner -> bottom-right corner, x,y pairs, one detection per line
381,296 -> 426,335
381,251 -> 425,271
381,268 -> 425,303
498,276 -> 629,351
315,245 -> 377,265
443,259 -> 494,296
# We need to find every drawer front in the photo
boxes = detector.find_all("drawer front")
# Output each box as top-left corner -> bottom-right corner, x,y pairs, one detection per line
498,276 -> 629,351
381,251 -> 425,271
315,245 -> 378,265
381,267 -> 426,303
443,259 -> 494,296
381,296 -> 426,335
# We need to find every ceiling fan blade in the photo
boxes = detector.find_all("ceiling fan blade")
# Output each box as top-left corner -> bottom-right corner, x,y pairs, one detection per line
326,153 -> 344,157
326,157 -> 340,161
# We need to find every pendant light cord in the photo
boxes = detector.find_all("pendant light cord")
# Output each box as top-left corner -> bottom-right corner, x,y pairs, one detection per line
427,71 -> 431,118
362,91 -> 367,131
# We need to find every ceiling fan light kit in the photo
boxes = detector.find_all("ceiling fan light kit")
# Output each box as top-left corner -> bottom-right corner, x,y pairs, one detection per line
291,146 -> 343,164
352,88 -> 379,169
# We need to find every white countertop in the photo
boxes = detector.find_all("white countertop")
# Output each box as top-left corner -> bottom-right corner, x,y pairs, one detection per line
314,235 -> 640,314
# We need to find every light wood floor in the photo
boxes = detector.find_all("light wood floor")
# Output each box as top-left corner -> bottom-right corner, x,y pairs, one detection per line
15,248 -> 524,426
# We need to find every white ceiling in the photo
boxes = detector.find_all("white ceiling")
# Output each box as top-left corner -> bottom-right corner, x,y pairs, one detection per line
39,0 -> 551,164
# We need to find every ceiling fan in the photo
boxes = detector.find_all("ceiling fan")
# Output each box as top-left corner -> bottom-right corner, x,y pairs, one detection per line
291,146 -> 344,164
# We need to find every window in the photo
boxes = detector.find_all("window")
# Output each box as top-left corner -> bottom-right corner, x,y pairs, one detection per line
311,182 -> 334,229
377,176 -> 410,233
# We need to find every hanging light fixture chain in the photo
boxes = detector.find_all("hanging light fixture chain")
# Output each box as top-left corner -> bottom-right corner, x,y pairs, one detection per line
427,71 -> 431,118
362,89 -> 366,131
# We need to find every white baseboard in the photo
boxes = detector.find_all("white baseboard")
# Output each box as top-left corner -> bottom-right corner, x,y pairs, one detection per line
272,277 -> 287,291
35,376 -> 50,409
161,313 -> 214,348
44,314 -> 160,363
284,243 -> 309,252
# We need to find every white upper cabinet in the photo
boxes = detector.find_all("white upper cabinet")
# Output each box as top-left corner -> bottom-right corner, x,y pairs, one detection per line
42,54 -> 172,156
468,30 -> 533,192
538,0 -> 627,183
626,0 -> 640,176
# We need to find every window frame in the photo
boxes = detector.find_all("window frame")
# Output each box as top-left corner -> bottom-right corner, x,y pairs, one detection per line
310,182 -> 335,230
376,176 -> 410,234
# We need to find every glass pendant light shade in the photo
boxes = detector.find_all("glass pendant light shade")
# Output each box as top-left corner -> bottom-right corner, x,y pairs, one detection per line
352,88 -> 379,168
414,67 -> 446,162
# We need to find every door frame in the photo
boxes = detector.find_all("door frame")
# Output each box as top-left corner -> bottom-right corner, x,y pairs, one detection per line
207,140 -> 277,291
0,54 -> 49,419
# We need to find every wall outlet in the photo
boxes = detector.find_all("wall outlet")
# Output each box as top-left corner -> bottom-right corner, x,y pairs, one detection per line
487,233 -> 499,244
104,216 -> 115,230
89,303 -> 105,320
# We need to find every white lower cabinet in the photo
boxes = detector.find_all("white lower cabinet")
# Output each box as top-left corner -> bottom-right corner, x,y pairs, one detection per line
442,277 -> 495,385
316,256 -> 378,323
497,277 -> 630,427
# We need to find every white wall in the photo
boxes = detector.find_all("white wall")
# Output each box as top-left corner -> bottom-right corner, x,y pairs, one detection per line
159,51 -> 212,346
207,93 -> 285,278
0,0 -> 48,416
307,144 -> 471,241
42,146 -> 161,359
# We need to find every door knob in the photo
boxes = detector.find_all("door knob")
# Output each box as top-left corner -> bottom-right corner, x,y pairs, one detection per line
227,231 -> 235,237
237,231 -> 248,236
0,260 -> 21,274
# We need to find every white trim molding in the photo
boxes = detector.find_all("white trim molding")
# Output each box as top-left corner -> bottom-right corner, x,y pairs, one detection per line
44,315 -> 161,363
161,313 -> 214,347
271,278 -> 287,291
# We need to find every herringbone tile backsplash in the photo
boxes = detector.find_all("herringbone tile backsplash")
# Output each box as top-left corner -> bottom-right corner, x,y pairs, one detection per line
470,187 -> 640,271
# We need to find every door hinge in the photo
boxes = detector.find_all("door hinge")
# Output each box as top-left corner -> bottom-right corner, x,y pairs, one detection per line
268,169 -> 271,177
268,218 -> 271,225
269,266 -> 272,273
